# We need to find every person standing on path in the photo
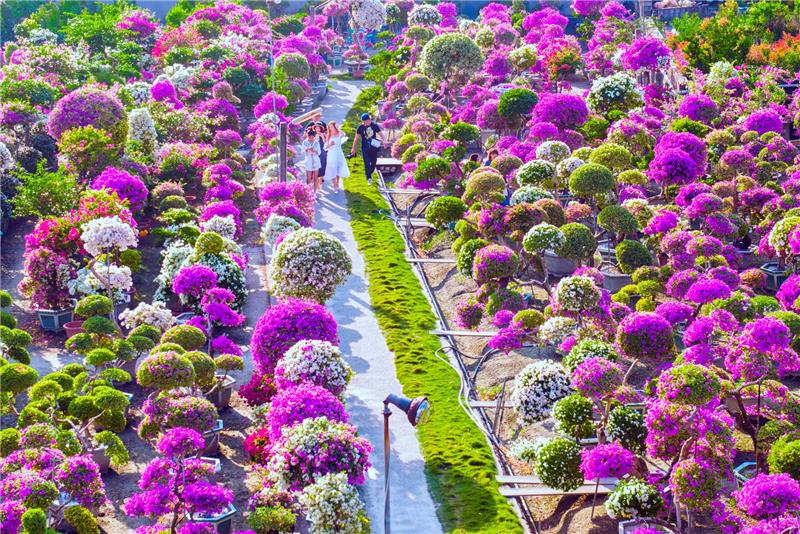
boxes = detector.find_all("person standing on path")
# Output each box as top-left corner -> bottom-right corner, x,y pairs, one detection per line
315,121 -> 328,179
324,120 -> 350,194
302,127 -> 322,194
350,113 -> 384,185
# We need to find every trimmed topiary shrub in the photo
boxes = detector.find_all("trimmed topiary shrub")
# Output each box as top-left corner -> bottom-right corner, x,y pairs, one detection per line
588,142 -> 633,172
534,438 -> 583,491
462,168 -> 505,205
568,163 -> 615,198
456,238 -> 490,276
598,205 -> 638,239
616,240 -> 652,274
414,156 -> 451,184
64,505 -> 100,534
553,394 -> 595,439
425,196 -> 467,229
516,159 -> 556,187
498,88 -> 538,120
160,325 -> 207,351
556,223 -> 596,264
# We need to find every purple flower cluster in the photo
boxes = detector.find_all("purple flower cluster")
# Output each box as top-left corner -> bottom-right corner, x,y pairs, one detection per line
91,167 -> 148,211
266,383 -> 349,440
173,265 -> 219,298
580,443 -> 635,480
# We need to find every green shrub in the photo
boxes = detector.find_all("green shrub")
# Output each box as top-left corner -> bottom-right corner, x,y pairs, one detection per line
491,155 -> 523,176
670,117 -> 709,137
498,88 -> 538,119
0,427 -> 20,456
21,508 -> 47,534
516,160 -> 555,187
618,169 -> 648,186
160,195 -> 189,211
606,405 -> 647,454
630,266 -> 661,284
64,505 -> 100,534
588,143 -> 633,172
556,223 -> 596,263
94,431 -> 129,466
119,249 -> 142,272
82,316 -> 116,336
161,325 -> 207,351
597,205 -> 638,237
563,339 -> 619,372
150,342 -> 185,354
425,196 -> 467,229
401,143 -> 425,164
533,198 -> 566,227
769,436 -> 800,480
513,310 -> 545,330
0,363 -> 38,394
552,394 -> 595,439
534,438 -> 583,491
580,117 -> 610,141
462,169 -> 505,205
11,164 -> 79,219
275,52 -> 309,79
442,121 -> 480,145
456,239 -> 490,276
249,505 -> 298,534
414,157 -> 451,184
75,295 -> 114,318
616,240 -> 652,275
568,163 -> 615,198
184,350 -> 216,389
130,324 -> 161,344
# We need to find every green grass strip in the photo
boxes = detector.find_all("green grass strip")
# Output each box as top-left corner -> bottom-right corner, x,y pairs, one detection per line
342,89 -> 522,533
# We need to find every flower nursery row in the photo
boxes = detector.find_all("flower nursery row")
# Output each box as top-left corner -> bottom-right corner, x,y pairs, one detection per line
357,0 -> 800,532
0,1 -> 376,533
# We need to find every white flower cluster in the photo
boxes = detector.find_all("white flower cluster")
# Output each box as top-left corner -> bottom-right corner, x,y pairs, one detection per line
270,228 -> 352,303
126,82 -> 152,106
68,265 -> 132,301
262,214 -> 301,246
27,28 -> 58,45
0,142 -> 13,172
605,478 -> 663,520
408,4 -> 441,26
161,65 -> 195,91
254,156 -> 280,188
299,472 -> 368,534
278,339 -> 353,394
535,141 -> 571,164
128,107 -> 158,158
510,186 -> 552,206
523,223 -> 565,255
201,215 -> 238,241
769,216 -> 800,257
350,0 -> 387,31
119,301 -> 176,332
556,157 -> 584,182
508,437 -> 548,463
554,276 -> 601,313
511,361 -> 572,423
538,316 -> 577,346
586,72 -> 643,113
80,216 -> 138,257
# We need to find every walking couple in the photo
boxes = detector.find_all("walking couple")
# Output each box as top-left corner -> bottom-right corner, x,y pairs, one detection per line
301,119 -> 350,195
350,113 -> 384,186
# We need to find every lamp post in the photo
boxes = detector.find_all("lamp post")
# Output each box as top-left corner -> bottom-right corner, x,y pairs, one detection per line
382,394 -> 431,534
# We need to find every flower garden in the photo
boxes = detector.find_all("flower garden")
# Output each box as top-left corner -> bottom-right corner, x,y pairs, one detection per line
3,0 -> 800,533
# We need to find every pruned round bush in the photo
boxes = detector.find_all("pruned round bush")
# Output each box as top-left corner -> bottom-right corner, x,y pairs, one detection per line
516,160 -> 556,187
456,238 -> 490,276
401,143 -> 425,164
130,325 -> 162,344
195,231 -> 225,255
564,339 -> 619,372
533,198 -> 566,227
554,276 -> 601,313
472,245 -> 519,284
75,295 -> 113,318
511,361 -> 572,423
553,394 -> 595,439
769,436 -> 800,480
615,312 -> 675,361
275,52 -> 309,78
160,325 -> 207,351
0,427 -> 20,456
419,33 -> 484,82
442,121 -> 480,145
47,87 -> 127,144
523,223 -> 565,254
82,316 -> 116,336
513,310 -> 545,330
425,196 -> 467,229
556,223 -> 596,263
510,186 -> 552,206
568,163 -> 615,197
616,240 -> 652,275
414,156 -> 451,184
618,169 -> 648,185
270,228 -> 352,303
598,205 -> 638,237
64,505 -> 100,534
462,168 -> 505,205
491,154 -> 523,176
0,363 -> 38,394
498,88 -> 538,119
534,438 -> 583,491
588,142 -> 633,172
136,351 -> 196,390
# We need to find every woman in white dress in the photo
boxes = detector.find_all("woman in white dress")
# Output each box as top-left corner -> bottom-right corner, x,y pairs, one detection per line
323,121 -> 350,194
302,127 -> 321,194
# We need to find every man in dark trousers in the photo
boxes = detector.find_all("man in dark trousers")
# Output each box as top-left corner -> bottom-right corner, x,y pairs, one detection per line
351,113 -> 384,185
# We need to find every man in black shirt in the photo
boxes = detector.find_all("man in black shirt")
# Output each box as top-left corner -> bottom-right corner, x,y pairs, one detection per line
351,113 -> 384,185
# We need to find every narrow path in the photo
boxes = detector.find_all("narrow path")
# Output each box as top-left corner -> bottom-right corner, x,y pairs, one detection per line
314,78 -> 442,534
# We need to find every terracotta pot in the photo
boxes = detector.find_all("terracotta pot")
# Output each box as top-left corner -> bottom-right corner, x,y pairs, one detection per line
63,321 -> 85,339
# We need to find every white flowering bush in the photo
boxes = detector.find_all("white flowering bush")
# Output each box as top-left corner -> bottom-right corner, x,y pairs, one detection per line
68,265 -> 133,301
81,216 -> 138,257
119,301 -> 176,332
127,107 -> 158,159
510,186 -> 552,206
509,437 -> 547,463
276,339 -> 353,396
299,473 -> 370,534
556,156 -> 585,182
0,142 -> 13,172
538,316 -> 578,346
419,33 -> 484,83
768,216 -> 800,258
201,215 -> 237,240
126,82 -> 151,105
262,214 -> 301,247
605,478 -> 664,519
535,141 -> 571,164
350,0 -> 386,31
511,360 -> 572,422
586,72 -> 643,114
270,228 -> 352,303
408,4 -> 441,26
554,276 -> 601,313
523,223 -> 565,254
190,253 -> 247,309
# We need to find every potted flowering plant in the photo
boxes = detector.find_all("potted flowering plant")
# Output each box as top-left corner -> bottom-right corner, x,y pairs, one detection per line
18,247 -> 75,331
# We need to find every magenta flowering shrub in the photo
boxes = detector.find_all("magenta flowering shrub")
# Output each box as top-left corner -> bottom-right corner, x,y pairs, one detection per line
250,297 -> 339,373
266,383 -> 349,440
126,428 -> 233,532
194,99 -> 240,133
472,244 -> 519,284
139,394 -> 218,438
620,36 -> 670,70
679,94 -> 719,123
615,312 -> 675,361
733,473 -> 800,520
743,110 -> 783,135
47,88 -> 127,143
580,443 -> 635,480
532,93 -> 588,130
91,167 -> 148,211
571,357 -> 624,399
173,265 -> 218,301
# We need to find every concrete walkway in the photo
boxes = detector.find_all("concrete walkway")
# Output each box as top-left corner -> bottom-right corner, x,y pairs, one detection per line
315,79 -> 442,534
